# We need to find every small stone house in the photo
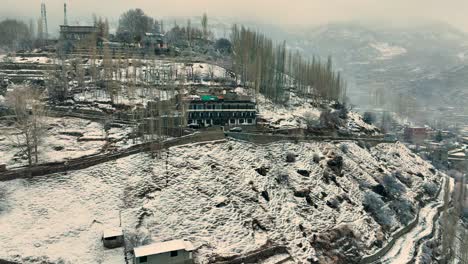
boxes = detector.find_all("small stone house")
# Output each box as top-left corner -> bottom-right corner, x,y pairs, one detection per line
102,228 -> 124,249
134,240 -> 195,264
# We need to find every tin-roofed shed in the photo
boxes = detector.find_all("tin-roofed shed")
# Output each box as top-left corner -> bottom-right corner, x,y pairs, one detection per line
134,239 -> 195,264
102,228 -> 124,249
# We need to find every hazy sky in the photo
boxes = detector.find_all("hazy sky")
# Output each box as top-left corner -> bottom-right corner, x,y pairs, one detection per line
1,0 -> 468,33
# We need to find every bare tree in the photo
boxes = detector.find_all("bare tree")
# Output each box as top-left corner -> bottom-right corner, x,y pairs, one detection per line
201,13 -> 208,40
6,85 -> 47,166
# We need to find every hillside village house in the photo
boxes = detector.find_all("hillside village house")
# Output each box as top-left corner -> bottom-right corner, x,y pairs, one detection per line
404,127 -> 427,144
134,240 -> 195,264
102,228 -> 124,249
448,148 -> 468,170
59,25 -> 98,41
187,95 -> 257,127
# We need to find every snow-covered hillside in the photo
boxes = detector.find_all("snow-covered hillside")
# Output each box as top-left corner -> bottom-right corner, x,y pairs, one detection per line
0,138 -> 442,263
369,42 -> 407,60
0,117 -> 132,168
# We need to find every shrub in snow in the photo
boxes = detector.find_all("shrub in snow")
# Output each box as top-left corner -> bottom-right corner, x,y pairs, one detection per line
275,173 -> 289,185
327,156 -> 343,174
382,174 -> 406,199
215,38 -> 232,53
363,191 -> 395,228
255,166 -> 269,176
393,171 -> 412,188
339,144 -> 349,154
363,112 -> 376,125
303,111 -> 319,130
313,153 -> 321,163
297,169 -> 310,177
389,198 -> 415,225
319,109 -> 342,129
338,107 -> 349,119
286,153 -> 296,163
357,140 -> 366,149
363,192 -> 385,212
422,182 -> 438,198
0,189 -> 4,212
326,198 -> 340,209
418,243 -> 434,264
125,230 -> 152,252
322,170 -> 331,184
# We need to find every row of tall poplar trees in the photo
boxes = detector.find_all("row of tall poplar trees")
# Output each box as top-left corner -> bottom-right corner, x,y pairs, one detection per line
230,25 -> 346,104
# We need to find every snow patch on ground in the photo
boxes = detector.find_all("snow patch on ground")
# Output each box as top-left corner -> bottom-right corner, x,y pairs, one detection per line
0,117 -> 130,168
7,56 -> 52,64
257,93 -> 321,129
370,42 -> 407,60
0,154 -> 153,264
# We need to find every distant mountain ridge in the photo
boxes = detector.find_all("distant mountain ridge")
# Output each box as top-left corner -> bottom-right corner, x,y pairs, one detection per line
280,21 -> 468,113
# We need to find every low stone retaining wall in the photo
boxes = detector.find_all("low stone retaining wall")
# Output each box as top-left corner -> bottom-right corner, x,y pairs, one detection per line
359,177 -> 445,264
0,131 -> 225,181
0,260 -> 20,264
359,214 -> 420,264
225,132 -> 394,146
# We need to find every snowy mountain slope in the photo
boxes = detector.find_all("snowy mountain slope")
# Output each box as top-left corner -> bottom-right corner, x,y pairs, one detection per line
410,63 -> 468,109
256,92 -> 379,135
262,21 -> 468,112
0,117 -> 130,168
0,138 -> 442,263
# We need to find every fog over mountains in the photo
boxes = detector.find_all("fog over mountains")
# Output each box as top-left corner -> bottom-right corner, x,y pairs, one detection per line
228,20 -> 468,117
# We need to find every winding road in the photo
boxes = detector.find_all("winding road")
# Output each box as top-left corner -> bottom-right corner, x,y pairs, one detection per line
378,177 -> 446,264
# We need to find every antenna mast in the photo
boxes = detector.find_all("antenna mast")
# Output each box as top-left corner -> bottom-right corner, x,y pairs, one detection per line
41,1 -> 49,39
64,2 -> 68,26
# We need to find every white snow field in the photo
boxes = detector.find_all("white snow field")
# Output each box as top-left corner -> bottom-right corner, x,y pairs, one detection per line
0,117 -> 105,168
0,138 -> 441,263
0,117 -> 132,169
0,154 -> 152,264
369,42 -> 407,60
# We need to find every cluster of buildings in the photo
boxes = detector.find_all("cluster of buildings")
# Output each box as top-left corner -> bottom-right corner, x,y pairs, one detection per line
402,126 -> 468,170
59,25 -> 168,54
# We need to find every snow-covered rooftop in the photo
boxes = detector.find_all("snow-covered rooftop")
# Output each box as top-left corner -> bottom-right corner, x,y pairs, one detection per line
102,228 -> 123,239
134,240 -> 195,257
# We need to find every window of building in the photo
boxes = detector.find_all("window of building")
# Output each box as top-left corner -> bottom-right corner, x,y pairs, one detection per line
230,119 -> 235,124
139,256 -> 148,263
239,119 -> 245,124
104,236 -> 117,241
170,251 -> 178,257
247,119 -> 252,124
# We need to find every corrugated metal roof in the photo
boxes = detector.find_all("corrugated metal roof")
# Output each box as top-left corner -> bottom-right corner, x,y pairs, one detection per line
134,240 -> 195,257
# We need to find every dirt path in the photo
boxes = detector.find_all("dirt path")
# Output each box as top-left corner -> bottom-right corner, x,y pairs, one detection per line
378,178 -> 446,264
